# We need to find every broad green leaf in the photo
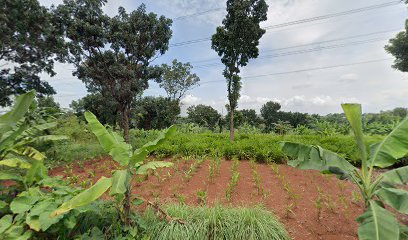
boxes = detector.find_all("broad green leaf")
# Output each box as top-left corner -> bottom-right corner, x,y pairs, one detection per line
0,200 -> 7,209
110,169 -> 130,202
342,104 -> 367,162
25,216 -> 41,232
280,141 -> 355,180
130,148 -> 149,166
0,91 -> 35,134
381,166 -> 408,184
357,200 -> 399,240
85,111 -> 130,166
51,177 -> 112,217
39,209 -> 63,231
10,196 -> 39,214
24,161 -> 47,186
85,111 -> 117,152
376,187 -> 408,214
4,225 -> 32,240
0,215 -> 13,234
0,158 -> 31,169
132,198 -> 144,206
369,117 -> 408,168
136,161 -> 173,175
141,125 -> 176,152
15,146 -> 45,161
0,171 -> 23,182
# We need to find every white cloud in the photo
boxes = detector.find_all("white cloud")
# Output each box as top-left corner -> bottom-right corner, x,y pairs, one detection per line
181,94 -> 201,105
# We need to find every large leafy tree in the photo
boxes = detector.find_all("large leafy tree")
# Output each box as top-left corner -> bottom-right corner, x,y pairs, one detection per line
0,0 -> 66,106
70,93 -> 119,127
55,1 -> 172,141
241,109 -> 260,127
211,0 -> 268,141
133,96 -> 180,130
160,59 -> 200,101
187,105 -> 221,131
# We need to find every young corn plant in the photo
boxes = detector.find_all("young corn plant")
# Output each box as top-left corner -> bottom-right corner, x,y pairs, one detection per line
280,104 -> 408,240
51,112 -> 176,226
225,160 -> 240,201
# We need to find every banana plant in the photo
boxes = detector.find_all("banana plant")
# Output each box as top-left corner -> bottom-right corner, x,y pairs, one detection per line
280,104 -> 408,240
51,112 -> 176,225
0,91 -> 67,188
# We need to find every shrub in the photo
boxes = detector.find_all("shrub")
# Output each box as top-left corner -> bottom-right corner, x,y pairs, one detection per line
143,204 -> 290,240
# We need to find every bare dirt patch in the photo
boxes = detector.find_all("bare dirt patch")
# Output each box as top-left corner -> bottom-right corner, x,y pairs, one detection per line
50,157 -> 365,240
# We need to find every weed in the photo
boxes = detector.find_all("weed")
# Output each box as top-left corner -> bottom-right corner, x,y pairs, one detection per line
197,190 -> 207,205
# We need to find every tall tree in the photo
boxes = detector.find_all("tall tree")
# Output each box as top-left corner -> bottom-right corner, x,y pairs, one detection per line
55,1 -> 172,141
160,59 -> 200,101
211,0 -> 268,141
0,0 -> 66,106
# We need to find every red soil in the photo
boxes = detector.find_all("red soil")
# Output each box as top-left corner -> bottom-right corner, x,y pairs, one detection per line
49,156 -> 365,240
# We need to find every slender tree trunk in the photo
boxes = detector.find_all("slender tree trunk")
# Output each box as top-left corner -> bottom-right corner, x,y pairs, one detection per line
121,105 -> 130,143
123,170 -> 132,225
230,108 -> 234,141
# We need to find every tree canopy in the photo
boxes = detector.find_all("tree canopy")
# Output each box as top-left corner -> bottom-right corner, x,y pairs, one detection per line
0,0 -> 66,106
187,105 -> 221,131
160,59 -> 200,101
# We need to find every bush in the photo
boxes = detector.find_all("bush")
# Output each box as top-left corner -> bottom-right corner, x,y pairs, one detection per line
143,204 -> 290,240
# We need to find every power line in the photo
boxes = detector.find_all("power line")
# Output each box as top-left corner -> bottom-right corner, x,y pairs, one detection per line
169,1 -> 401,48
173,7 -> 224,21
190,28 -> 400,64
198,58 -> 392,86
264,1 -> 400,30
194,37 -> 390,69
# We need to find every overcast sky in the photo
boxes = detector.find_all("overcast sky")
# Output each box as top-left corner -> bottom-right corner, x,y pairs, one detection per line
38,0 -> 408,115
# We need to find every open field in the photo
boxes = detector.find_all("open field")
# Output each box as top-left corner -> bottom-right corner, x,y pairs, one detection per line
50,156 -> 366,240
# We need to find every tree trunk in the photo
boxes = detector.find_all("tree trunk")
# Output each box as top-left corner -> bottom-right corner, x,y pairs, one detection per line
230,109 -> 234,141
123,186 -> 131,225
121,105 -> 130,143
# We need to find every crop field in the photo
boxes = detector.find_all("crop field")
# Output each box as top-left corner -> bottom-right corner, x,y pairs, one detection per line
50,156 -> 365,240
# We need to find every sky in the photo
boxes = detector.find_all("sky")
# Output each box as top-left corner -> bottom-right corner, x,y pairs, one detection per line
37,0 -> 408,115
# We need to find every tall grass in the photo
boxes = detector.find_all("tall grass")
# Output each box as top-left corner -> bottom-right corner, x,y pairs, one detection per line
143,204 -> 290,240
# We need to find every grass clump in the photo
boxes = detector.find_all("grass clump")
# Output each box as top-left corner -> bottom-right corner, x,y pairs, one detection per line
143,204 -> 290,240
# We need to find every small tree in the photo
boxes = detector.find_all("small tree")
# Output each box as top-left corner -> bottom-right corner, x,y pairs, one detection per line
211,0 -> 268,141
260,101 -> 282,132
160,59 -> 200,101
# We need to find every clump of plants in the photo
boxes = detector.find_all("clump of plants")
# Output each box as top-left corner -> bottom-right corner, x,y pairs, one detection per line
281,103 -> 408,240
51,112 -> 177,229
143,204 -> 290,240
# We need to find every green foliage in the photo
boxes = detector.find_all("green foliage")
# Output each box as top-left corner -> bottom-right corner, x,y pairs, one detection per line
143,204 -> 290,240
70,93 -> 119,127
386,20 -> 408,72
187,105 -> 221,131
160,59 -> 200,101
0,0 -> 65,106
280,103 -> 408,240
133,96 -> 180,130
0,91 -> 67,188
211,0 -> 268,140
52,112 -> 176,226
